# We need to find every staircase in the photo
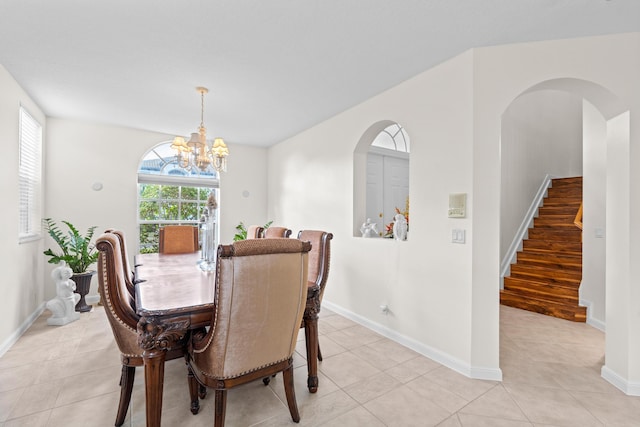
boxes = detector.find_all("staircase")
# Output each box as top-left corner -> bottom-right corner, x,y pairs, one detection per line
500,177 -> 586,322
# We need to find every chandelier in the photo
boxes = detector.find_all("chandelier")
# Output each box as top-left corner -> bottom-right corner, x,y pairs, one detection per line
170,86 -> 229,173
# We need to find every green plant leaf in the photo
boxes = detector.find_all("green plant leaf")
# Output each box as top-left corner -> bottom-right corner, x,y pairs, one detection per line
43,218 -> 99,274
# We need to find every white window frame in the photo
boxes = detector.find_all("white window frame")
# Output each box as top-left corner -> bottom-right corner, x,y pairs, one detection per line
137,141 -> 220,253
18,106 -> 43,242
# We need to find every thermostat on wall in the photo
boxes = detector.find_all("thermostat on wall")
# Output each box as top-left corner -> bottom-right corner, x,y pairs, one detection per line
448,193 -> 466,218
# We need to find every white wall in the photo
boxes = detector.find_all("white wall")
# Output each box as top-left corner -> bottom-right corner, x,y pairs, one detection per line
500,90 -> 583,260
268,32 -> 640,384
0,65 -> 47,354
45,119 -> 267,299
581,101 -> 607,326
269,51 -> 482,376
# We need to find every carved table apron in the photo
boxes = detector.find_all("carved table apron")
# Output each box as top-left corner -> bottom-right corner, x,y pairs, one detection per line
135,252 -> 321,427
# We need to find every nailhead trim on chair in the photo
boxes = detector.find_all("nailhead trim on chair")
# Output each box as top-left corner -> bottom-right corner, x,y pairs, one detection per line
101,251 -> 137,335
199,357 -> 290,380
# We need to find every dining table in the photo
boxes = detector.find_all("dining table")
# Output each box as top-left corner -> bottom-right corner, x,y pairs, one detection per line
134,251 -> 321,427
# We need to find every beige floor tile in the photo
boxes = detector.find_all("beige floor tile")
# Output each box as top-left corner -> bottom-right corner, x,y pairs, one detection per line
569,389 -> 640,426
320,315 -> 359,331
364,384 -> 451,427
55,364 -> 123,407
0,389 -> 23,423
501,359 -> 564,389
384,355 -> 441,384
269,364 -> 341,407
459,384 -> 528,421
457,413 -> 533,426
343,371 -> 403,404
319,351 -> 381,388
406,374 -> 470,413
2,410 -> 51,427
436,414 -> 463,426
548,363 -> 620,394
350,338 -> 419,371
318,406 -> 385,426
316,335 -> 348,359
324,325 -> 384,350
423,366 -> 498,402
0,363 -> 42,392
6,381 -> 62,420
503,383 -> 603,426
47,391 -> 123,427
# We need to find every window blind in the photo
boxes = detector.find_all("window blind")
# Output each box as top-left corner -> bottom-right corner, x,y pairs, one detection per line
19,107 -> 42,241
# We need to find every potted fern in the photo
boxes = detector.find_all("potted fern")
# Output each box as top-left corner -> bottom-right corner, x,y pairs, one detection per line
43,218 -> 99,312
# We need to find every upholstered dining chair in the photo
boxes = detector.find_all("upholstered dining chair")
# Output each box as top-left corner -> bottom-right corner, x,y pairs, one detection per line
297,230 -> 333,361
104,228 -> 139,302
245,224 -> 264,239
263,226 -> 292,238
159,225 -> 199,254
187,238 -> 311,427
96,232 -> 197,426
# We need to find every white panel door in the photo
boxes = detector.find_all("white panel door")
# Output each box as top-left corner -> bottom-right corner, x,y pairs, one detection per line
366,153 -> 409,237
384,156 -> 410,232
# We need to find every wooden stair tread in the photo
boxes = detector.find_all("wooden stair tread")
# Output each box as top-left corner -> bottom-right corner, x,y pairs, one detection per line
500,290 -> 586,322
502,176 -> 584,322
522,240 -> 582,254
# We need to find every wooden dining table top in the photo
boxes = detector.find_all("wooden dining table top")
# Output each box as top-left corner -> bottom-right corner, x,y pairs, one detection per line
134,252 -> 215,316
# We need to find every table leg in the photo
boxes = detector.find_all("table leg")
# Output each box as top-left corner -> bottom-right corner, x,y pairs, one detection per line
137,316 -> 190,427
304,316 -> 319,393
143,348 -> 166,427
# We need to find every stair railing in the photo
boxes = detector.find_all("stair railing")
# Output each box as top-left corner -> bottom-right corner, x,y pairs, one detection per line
574,202 -> 583,230
574,202 -> 583,242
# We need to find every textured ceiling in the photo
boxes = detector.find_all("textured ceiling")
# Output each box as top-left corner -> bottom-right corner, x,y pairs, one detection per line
0,0 -> 638,147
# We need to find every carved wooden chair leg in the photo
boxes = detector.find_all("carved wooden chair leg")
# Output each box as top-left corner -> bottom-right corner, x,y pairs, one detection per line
187,365 -> 200,415
283,363 -> 301,423
214,389 -> 228,427
262,374 -> 277,386
198,384 -> 207,399
115,365 -> 135,426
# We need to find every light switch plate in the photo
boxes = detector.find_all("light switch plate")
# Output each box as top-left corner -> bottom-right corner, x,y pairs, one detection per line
452,229 -> 466,243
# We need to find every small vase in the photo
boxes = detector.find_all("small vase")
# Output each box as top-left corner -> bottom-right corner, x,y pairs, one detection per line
199,208 -> 217,272
70,271 -> 96,312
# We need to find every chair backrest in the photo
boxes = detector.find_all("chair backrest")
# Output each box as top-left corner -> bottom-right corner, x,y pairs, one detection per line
245,225 -> 264,239
159,225 -> 199,254
263,226 -> 292,238
104,228 -> 136,298
192,238 -> 310,379
96,232 -> 141,357
297,230 -> 333,301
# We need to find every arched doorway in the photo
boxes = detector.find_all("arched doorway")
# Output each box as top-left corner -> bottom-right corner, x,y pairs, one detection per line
499,77 -> 632,393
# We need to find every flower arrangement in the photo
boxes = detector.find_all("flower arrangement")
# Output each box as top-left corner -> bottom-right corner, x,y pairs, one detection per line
384,196 -> 409,238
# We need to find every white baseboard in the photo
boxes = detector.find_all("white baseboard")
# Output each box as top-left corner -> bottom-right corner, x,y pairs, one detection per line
322,301 -> 503,382
0,303 -> 46,358
601,365 -> 640,396
579,298 -> 606,332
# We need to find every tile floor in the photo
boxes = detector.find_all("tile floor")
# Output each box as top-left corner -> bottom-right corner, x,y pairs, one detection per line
1,304 -> 640,426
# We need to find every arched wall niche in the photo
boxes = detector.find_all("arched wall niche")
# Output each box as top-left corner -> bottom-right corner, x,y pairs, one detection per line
353,120 -> 410,238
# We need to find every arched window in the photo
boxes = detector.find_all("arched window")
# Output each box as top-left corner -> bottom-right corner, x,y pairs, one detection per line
354,122 -> 410,238
137,142 -> 219,253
